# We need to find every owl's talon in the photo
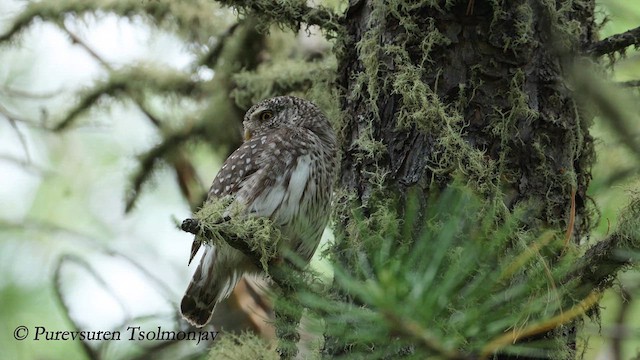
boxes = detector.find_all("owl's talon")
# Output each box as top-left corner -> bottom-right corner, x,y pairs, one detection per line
181,218 -> 200,234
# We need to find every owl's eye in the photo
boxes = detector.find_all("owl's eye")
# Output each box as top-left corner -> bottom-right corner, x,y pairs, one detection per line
260,111 -> 274,122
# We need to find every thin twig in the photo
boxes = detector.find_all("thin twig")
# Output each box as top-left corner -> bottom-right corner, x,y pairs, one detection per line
197,22 -> 240,68
7,116 -> 31,163
0,85 -> 63,99
12,217 -> 178,303
61,23 -> 112,70
53,255 -> 111,360
0,103 -> 32,162
58,24 -> 163,129
479,290 -> 602,359
586,25 -> 640,57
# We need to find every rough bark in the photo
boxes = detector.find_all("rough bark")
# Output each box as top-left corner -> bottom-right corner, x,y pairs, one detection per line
336,0 -> 595,231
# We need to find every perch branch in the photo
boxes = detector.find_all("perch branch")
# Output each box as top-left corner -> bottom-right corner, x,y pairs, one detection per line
586,25 -> 640,57
180,218 -> 263,269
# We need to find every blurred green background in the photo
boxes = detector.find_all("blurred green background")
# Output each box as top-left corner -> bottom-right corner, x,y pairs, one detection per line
0,0 -> 638,359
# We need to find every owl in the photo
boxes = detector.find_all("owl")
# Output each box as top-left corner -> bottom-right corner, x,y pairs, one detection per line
180,96 -> 338,327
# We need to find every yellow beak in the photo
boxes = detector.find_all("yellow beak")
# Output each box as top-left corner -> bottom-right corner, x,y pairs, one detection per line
243,129 -> 252,141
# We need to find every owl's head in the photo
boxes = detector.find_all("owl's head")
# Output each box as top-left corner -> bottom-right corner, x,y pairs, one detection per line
242,96 -> 334,144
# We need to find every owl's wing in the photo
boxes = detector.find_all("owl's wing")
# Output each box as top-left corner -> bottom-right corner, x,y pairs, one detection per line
243,155 -> 311,223
188,136 -> 264,265
238,131 -> 322,262
235,131 -> 308,223
188,130 -> 310,263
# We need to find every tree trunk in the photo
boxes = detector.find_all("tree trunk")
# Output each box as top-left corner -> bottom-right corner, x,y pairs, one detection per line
330,0 -> 596,357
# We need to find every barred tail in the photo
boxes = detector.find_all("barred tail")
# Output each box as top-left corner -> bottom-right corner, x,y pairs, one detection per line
180,247 -> 242,327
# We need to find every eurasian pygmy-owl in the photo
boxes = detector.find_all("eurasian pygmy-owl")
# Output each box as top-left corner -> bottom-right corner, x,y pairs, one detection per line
180,96 -> 337,327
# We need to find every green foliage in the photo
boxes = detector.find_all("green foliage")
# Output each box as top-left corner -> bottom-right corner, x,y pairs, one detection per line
304,183 -> 596,358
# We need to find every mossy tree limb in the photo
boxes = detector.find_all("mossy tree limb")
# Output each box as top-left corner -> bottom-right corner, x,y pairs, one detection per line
0,0 -> 229,43
586,24 -> 640,57
572,193 -> 640,293
215,0 -> 342,33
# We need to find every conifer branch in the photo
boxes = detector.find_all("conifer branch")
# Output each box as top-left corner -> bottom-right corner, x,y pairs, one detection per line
586,25 -> 640,57
52,65 -> 201,131
618,80 -> 640,88
216,0 -> 341,33
385,312 -> 468,359
479,290 -> 603,359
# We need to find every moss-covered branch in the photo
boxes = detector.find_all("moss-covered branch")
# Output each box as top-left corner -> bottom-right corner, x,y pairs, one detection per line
54,65 -> 202,131
180,198 -> 280,271
572,193 -> 640,292
215,0 -> 341,33
586,25 -> 640,57
0,0 -> 227,43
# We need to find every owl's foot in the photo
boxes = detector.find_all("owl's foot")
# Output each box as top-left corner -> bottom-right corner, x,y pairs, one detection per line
181,218 -> 201,234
